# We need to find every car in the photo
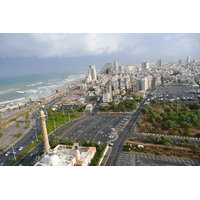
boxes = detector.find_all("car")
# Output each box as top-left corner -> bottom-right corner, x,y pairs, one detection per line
108,134 -> 115,139
29,153 -> 35,157
19,158 -> 24,162
0,162 -> 4,166
31,136 -> 36,139
97,141 -> 101,145
108,142 -> 113,146
18,146 -> 23,151
97,131 -> 103,134
5,151 -> 11,156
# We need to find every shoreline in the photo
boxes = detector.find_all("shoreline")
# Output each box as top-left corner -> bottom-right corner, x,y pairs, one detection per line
0,73 -> 86,108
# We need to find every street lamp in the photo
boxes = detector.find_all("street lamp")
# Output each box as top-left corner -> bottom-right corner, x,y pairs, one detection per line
33,126 -> 38,141
11,144 -> 16,161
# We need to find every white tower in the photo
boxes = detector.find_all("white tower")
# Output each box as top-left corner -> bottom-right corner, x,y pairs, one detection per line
40,110 -> 50,154
114,60 -> 119,72
187,56 -> 191,64
88,65 -> 97,81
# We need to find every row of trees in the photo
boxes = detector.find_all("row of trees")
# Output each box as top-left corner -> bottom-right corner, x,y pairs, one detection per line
99,97 -> 142,112
46,108 -> 80,134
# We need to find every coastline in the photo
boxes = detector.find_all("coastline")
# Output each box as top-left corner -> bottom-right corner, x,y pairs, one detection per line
43,76 -> 86,103
0,72 -> 86,108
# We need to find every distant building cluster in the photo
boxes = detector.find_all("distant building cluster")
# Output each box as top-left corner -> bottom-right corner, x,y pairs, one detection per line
82,56 -> 200,106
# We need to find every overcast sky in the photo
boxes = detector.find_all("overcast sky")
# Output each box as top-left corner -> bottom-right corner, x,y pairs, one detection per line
0,33 -> 199,77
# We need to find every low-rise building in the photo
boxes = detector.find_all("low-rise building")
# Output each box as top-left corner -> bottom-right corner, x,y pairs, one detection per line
85,104 -> 93,112
35,143 -> 96,166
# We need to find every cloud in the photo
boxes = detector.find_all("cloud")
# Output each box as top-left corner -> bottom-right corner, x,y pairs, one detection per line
0,33 -> 123,58
0,33 -> 199,62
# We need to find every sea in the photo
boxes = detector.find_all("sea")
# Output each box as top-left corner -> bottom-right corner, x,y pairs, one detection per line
0,71 -> 86,106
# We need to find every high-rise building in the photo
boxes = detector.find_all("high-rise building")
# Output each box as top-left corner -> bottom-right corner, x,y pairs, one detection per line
142,61 -> 149,70
119,65 -> 124,72
179,59 -> 182,65
157,60 -> 162,68
88,65 -> 97,81
102,83 -> 113,103
187,56 -> 191,64
101,62 -> 113,74
114,60 -> 119,72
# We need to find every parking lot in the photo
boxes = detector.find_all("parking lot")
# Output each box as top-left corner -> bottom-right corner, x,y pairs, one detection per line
61,114 -> 129,144
116,152 -> 200,166
154,85 -> 200,102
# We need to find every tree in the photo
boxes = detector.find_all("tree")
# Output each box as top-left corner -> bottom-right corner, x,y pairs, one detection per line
17,133 -> 22,138
150,99 -> 157,104
178,128 -> 184,135
148,134 -> 155,140
161,120 -> 176,130
188,102 -> 199,111
71,110 -> 78,118
190,143 -> 200,152
141,107 -> 149,114
184,128 -> 191,135
168,128 -> 175,135
181,138 -> 192,144
195,133 -> 200,138
136,121 -> 142,127
164,106 -> 171,112
148,126 -> 155,132
180,121 -> 192,129
16,123 -> 20,129
157,128 -> 162,134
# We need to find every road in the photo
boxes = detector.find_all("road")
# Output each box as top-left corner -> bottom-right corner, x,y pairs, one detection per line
0,95 -> 63,166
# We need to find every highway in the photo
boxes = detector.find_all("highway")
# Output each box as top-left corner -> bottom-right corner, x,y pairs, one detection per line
106,100 -> 146,166
0,95 -> 63,166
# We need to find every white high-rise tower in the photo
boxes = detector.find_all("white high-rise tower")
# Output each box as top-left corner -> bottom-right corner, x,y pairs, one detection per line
187,56 -> 191,64
114,60 -> 119,72
88,65 -> 97,81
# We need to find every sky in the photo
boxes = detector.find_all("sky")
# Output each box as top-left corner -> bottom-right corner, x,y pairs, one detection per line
0,33 -> 199,78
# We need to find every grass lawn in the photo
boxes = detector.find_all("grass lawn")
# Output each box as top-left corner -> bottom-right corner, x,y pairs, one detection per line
171,115 -> 182,124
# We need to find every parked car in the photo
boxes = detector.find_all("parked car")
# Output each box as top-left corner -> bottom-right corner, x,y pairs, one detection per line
108,142 -> 113,146
18,146 -> 23,151
97,141 -> 101,145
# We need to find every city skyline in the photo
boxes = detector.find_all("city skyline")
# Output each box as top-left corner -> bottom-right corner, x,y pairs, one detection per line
0,33 -> 199,78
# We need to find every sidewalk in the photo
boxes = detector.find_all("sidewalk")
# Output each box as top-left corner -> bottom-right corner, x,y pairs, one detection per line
101,146 -> 112,166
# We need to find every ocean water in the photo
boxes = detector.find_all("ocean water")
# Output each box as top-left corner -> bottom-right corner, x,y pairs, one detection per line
0,71 -> 86,105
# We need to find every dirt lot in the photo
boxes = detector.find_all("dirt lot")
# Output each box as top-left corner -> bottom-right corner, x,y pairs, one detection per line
124,140 -> 200,160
